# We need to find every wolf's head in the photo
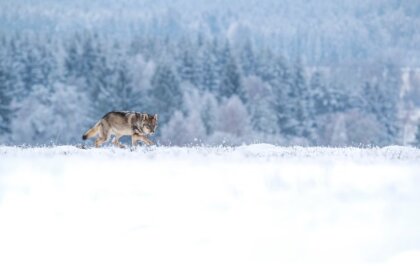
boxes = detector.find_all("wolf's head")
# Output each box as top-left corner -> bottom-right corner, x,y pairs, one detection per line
140,114 -> 158,135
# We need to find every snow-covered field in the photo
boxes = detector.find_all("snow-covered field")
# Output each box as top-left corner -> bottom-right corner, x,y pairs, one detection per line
1,144 -> 420,279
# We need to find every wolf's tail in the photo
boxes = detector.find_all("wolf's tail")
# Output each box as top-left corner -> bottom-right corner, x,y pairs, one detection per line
82,121 -> 101,140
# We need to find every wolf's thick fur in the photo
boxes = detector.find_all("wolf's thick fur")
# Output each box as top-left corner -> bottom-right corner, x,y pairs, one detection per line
82,111 -> 158,147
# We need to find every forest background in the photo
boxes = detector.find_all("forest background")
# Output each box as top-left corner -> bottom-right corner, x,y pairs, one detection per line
1,0 -> 420,146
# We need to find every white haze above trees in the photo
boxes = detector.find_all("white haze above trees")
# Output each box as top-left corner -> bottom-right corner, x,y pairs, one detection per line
0,0 -> 420,146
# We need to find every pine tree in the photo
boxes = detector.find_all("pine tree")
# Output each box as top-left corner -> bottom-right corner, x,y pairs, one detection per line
255,48 -> 277,82
292,62 -> 316,141
178,48 -> 196,85
382,63 -> 402,144
89,48 -> 113,116
311,71 -> 349,115
0,40 -> 25,138
0,66 -> 12,135
240,39 -> 256,76
64,34 -> 83,80
6,36 -> 26,101
268,56 -> 294,137
310,71 -> 328,114
80,33 -> 101,88
276,61 -> 316,143
200,93 -> 219,136
148,63 -> 182,125
218,49 -> 245,101
244,76 -> 278,135
254,94 -> 279,134
415,123 -> 420,147
21,46 -> 45,90
196,44 -> 219,92
363,63 -> 401,145
108,61 -> 139,110
39,43 -> 59,88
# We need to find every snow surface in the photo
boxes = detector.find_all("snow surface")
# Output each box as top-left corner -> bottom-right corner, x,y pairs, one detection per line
1,144 -> 420,279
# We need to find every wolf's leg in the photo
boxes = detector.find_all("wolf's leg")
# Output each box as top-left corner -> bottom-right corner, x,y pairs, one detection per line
131,134 -> 154,145
95,137 -> 107,147
112,134 -> 125,148
95,125 -> 110,148
130,135 -> 141,151
131,134 -> 140,147
131,135 -> 139,146
143,136 -> 154,146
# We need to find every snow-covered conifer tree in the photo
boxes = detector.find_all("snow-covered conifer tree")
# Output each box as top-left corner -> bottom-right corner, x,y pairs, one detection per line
148,63 -> 183,125
218,48 -> 245,102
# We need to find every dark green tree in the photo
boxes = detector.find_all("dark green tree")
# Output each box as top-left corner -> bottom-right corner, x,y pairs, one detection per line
363,63 -> 401,145
148,63 -> 182,125
0,66 -> 12,134
219,49 -> 245,101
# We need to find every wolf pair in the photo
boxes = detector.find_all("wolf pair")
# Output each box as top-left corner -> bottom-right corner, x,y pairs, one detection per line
82,111 -> 158,148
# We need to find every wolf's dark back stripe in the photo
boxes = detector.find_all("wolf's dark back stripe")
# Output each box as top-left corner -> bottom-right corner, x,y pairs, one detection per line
101,111 -> 153,119
103,111 -> 130,118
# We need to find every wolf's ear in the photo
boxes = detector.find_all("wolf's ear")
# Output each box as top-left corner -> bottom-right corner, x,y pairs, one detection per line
154,114 -> 158,120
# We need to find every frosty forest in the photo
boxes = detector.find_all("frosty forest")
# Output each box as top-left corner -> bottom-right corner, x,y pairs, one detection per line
2,1 -> 420,278
1,0 -> 420,146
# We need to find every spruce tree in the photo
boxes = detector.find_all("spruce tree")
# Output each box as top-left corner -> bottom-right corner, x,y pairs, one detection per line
0,66 -> 12,134
244,76 -> 278,135
268,57 -> 294,137
278,61 -> 316,142
416,124 -> 420,147
200,93 -> 219,136
240,39 -> 256,77
363,63 -> 401,145
178,48 -> 196,85
219,49 -> 245,102
196,44 -> 219,92
148,63 -> 182,125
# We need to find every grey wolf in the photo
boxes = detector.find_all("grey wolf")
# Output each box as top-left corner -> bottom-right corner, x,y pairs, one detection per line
82,111 -> 158,147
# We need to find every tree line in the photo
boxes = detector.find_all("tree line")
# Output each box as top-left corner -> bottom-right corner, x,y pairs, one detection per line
0,31 -> 412,146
